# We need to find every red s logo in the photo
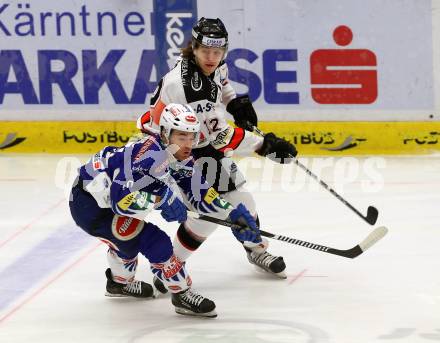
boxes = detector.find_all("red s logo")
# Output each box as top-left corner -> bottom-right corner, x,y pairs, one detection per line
310,26 -> 378,104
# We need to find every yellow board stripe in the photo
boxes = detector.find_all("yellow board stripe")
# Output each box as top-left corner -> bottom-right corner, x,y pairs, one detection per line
0,122 -> 140,153
258,121 -> 440,155
1,121 -> 440,155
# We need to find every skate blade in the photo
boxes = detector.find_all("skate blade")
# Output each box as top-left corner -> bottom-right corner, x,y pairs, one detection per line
152,285 -> 169,297
105,292 -> 154,299
152,286 -> 169,299
252,265 -> 287,279
105,291 -> 129,297
175,307 -> 217,318
275,271 -> 287,279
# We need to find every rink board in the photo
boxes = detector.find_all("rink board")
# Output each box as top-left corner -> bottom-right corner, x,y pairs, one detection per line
1,121 -> 440,155
0,0 -> 435,122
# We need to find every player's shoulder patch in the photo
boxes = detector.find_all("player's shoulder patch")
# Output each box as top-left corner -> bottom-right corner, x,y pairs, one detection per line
211,126 -> 234,149
117,191 -> 156,212
204,187 -> 220,204
117,192 -> 137,211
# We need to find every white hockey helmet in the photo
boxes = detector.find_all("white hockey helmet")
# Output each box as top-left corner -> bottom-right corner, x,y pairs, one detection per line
159,103 -> 200,147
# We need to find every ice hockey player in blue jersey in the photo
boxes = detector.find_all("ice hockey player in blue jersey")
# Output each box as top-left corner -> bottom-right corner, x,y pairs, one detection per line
69,103 -> 261,318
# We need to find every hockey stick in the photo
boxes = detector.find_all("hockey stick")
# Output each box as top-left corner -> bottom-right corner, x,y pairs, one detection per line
251,125 -> 379,225
188,212 -> 387,259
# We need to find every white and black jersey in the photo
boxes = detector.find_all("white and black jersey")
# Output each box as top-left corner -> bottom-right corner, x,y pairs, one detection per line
138,58 -> 263,155
137,57 -> 264,193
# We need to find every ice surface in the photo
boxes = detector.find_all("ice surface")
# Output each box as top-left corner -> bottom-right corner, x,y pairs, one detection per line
0,154 -> 439,343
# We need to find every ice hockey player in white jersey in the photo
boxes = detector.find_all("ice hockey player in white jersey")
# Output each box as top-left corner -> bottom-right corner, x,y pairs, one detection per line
137,18 -> 297,279
69,103 -> 261,318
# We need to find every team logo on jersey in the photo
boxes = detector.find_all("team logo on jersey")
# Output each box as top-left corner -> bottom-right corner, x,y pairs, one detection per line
111,215 -> 144,241
117,192 -> 137,211
191,72 -> 203,91
92,153 -> 103,170
214,197 -> 232,210
203,187 -> 220,204
117,191 -> 155,212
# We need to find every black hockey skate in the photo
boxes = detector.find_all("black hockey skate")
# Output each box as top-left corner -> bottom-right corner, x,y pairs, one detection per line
245,249 -> 287,279
105,268 -> 154,298
152,275 -> 168,295
171,288 -> 217,318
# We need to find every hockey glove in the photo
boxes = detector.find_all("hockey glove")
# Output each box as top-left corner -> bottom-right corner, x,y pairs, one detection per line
156,188 -> 187,223
256,132 -> 297,164
226,95 -> 258,131
229,203 -> 261,243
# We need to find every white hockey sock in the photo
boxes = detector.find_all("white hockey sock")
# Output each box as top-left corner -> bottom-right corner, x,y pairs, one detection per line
150,254 -> 191,293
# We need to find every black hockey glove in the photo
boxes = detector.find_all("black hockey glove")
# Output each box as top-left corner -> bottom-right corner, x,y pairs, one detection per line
226,95 -> 258,131
256,133 -> 297,164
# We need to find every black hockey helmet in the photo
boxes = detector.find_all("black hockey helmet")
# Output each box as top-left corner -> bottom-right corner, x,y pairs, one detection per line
192,17 -> 228,52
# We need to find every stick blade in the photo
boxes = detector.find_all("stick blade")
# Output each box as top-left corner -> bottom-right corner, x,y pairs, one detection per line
359,226 -> 388,252
366,206 -> 379,225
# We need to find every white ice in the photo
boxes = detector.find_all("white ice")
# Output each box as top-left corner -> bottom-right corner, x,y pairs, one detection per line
0,154 -> 439,343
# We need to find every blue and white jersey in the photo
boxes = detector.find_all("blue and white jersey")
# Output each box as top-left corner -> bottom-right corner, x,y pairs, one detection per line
78,134 -> 233,221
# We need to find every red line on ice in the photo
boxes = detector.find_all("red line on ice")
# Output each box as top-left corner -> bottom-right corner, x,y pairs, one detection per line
287,269 -> 308,285
0,198 -> 65,249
